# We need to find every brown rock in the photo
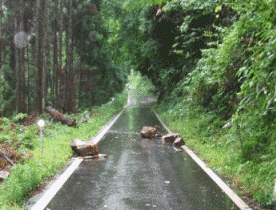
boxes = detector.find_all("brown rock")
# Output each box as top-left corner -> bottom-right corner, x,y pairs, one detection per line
140,126 -> 159,139
161,133 -> 180,144
70,139 -> 99,156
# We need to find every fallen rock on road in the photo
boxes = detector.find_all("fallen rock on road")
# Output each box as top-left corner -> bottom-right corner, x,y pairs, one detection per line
70,139 -> 99,156
140,126 -> 160,139
162,133 -> 185,148
173,137 -> 185,148
161,133 -> 180,144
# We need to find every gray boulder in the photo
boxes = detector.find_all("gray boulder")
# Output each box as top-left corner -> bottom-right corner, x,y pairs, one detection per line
161,133 -> 180,144
173,137 -> 185,148
162,133 -> 185,148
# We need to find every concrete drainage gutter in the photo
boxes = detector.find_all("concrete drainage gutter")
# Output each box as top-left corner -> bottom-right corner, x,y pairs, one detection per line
152,108 -> 252,210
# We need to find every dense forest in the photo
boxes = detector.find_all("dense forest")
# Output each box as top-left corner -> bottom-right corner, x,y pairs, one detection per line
0,0 -> 275,209
0,0 -> 127,116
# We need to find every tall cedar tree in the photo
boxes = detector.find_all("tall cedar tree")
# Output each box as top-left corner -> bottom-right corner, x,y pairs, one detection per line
0,0 -> 2,116
64,0 -> 75,112
57,0 -> 65,112
36,0 -> 45,114
15,0 -> 26,113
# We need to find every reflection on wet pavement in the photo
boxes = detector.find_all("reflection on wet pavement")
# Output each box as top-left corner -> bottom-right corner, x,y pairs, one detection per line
46,105 -> 239,210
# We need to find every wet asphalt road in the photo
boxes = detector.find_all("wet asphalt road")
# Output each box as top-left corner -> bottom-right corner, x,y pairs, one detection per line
45,104 -> 239,210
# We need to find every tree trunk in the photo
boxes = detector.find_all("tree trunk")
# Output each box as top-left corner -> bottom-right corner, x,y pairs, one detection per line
43,4 -> 50,110
52,1 -> 58,108
27,44 -> 30,114
15,0 -> 27,114
36,0 -> 45,114
57,0 -> 65,112
18,47 -> 26,113
64,0 -> 75,113
78,21 -> 84,109
45,106 -> 76,126
0,0 -> 2,71
0,0 -> 2,116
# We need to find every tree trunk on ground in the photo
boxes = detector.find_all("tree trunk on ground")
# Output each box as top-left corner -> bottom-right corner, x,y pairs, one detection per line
45,106 -> 76,126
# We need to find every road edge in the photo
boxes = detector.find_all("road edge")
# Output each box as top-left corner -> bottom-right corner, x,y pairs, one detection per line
30,110 -> 124,210
152,108 -> 252,210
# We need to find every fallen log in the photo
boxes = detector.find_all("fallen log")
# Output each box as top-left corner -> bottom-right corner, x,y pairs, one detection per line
45,106 -> 76,126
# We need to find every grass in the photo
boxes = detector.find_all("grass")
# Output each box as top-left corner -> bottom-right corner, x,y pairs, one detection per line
154,102 -> 276,208
0,92 -> 127,209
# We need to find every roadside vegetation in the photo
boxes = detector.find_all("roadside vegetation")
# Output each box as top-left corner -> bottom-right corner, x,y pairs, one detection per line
0,0 -> 275,209
100,0 -> 275,208
0,93 -> 127,209
150,0 -> 276,208
154,101 -> 275,208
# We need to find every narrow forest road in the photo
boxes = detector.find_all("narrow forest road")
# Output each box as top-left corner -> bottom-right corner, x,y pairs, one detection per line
31,99 -> 242,210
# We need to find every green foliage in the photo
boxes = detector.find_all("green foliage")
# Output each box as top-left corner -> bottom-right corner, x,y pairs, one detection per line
0,92 -> 127,209
149,0 -> 276,206
155,100 -> 276,207
17,127 -> 37,149
122,0 -> 167,11
126,69 -> 156,98
12,113 -> 27,122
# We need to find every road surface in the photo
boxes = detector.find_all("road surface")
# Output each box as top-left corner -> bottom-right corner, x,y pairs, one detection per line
44,103 -> 239,210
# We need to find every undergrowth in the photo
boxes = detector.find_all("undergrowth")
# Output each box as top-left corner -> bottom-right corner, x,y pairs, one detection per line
154,100 -> 276,208
0,92 -> 127,209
